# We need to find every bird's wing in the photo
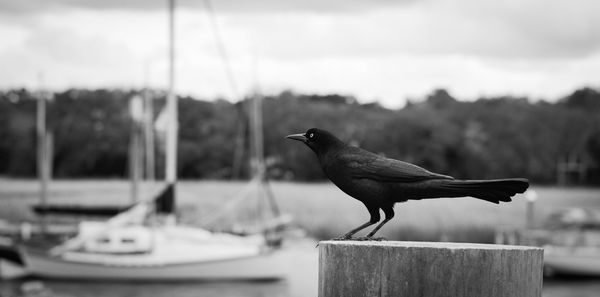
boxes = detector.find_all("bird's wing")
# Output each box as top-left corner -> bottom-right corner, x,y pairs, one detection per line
341,147 -> 454,182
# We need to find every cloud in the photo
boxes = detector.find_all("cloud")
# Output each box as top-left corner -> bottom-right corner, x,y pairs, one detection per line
2,0 -> 599,60
0,0 -> 417,15
435,0 -> 600,58
0,17 -> 147,90
207,2 -> 600,61
0,0 -> 598,107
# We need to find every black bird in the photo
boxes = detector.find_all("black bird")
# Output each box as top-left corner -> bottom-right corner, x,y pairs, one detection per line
286,128 -> 529,240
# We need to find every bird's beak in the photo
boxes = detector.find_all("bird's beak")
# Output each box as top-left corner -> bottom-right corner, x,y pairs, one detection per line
285,133 -> 307,142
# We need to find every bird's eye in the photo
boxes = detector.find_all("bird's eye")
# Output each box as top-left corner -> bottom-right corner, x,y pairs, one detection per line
309,133 -> 314,139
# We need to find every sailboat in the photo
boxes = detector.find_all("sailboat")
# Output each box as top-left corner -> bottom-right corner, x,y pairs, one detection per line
12,0 -> 290,281
18,126 -> 289,280
18,185 -> 288,280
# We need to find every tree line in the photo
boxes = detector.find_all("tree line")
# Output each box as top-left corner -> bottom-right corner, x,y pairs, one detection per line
1,87 -> 600,184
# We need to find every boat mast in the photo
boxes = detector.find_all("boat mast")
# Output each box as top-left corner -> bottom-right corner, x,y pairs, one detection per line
37,73 -> 52,234
250,88 -> 280,219
251,93 -> 264,180
143,88 -> 155,182
250,55 -> 264,182
165,0 -> 177,210
129,95 -> 143,203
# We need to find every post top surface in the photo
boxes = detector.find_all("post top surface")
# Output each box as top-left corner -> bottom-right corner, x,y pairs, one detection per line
320,240 -> 543,251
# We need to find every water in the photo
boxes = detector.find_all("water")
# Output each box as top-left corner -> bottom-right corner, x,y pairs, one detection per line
2,240 -> 599,297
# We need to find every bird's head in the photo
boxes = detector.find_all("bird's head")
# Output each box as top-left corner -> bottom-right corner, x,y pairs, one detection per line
285,128 -> 344,155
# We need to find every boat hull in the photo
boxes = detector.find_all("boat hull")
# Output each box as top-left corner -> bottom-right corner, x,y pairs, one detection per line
544,252 -> 600,276
22,248 -> 288,281
0,259 -> 27,279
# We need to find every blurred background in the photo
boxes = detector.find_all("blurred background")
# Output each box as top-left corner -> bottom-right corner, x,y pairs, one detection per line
1,0 -> 600,296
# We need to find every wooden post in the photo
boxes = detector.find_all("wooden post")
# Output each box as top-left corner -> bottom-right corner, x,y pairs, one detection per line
319,241 -> 543,297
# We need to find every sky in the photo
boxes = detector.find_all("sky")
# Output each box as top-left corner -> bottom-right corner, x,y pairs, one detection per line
0,0 -> 599,108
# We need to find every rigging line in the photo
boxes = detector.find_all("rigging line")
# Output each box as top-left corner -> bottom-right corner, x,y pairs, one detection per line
202,0 -> 241,100
198,176 -> 261,227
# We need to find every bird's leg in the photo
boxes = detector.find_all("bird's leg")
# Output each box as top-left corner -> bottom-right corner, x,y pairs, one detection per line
365,207 -> 394,239
331,221 -> 377,241
332,206 -> 380,241
365,219 -> 390,239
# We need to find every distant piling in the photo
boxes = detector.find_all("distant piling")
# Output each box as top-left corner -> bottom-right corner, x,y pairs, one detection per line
319,241 -> 543,297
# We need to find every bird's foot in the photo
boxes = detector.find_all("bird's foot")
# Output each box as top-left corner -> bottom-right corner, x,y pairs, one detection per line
316,235 -> 353,247
353,236 -> 387,241
330,236 -> 353,241
350,236 -> 371,241
316,236 -> 386,247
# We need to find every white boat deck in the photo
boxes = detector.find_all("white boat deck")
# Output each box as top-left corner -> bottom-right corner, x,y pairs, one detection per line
19,224 -> 288,280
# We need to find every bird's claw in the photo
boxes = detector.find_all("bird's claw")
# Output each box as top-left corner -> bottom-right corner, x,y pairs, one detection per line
327,236 -> 387,242
316,235 -> 352,247
330,235 -> 353,241
353,236 -> 387,241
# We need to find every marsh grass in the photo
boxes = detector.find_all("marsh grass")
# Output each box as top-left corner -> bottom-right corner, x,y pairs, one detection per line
1,179 -> 599,242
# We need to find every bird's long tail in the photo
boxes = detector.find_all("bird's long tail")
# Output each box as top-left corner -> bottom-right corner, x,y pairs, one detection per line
434,178 -> 529,204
